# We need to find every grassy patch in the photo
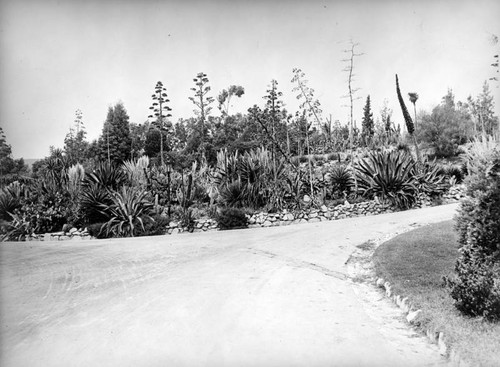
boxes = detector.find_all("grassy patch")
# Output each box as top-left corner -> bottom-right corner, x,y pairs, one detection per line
373,221 -> 500,366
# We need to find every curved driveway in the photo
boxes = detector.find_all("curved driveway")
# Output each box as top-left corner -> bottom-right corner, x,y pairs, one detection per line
0,204 -> 458,367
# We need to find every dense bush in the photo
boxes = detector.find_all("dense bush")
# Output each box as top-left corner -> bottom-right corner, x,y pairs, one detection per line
417,91 -> 473,158
216,207 -> 248,230
445,142 -> 500,320
87,222 -> 113,239
138,214 -> 170,236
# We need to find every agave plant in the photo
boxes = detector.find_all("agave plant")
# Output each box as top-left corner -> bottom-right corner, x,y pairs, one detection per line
356,150 -> 418,209
99,186 -> 154,237
414,159 -> 449,197
328,164 -> 354,199
0,182 -> 25,221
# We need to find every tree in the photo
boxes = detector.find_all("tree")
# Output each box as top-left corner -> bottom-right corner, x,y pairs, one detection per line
129,121 -> 150,160
0,128 -> 28,187
97,102 -> 132,165
64,109 -> 89,164
467,82 -> 498,136
408,92 -> 419,129
341,40 -> 363,152
361,95 -> 374,146
189,72 -> 215,157
380,99 -> 395,143
417,91 -> 473,158
148,81 -> 172,166
217,85 -> 245,117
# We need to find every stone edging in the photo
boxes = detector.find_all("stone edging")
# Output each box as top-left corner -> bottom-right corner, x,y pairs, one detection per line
375,278 -> 471,366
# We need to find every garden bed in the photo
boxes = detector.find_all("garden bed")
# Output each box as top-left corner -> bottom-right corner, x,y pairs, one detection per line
26,185 -> 465,241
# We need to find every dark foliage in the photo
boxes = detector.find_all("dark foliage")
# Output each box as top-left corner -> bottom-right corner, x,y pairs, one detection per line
216,207 -> 248,230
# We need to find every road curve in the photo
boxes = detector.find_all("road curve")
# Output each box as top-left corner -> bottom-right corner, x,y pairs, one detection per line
0,204 -> 459,367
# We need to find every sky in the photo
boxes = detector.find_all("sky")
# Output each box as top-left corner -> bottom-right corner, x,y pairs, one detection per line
1,0 -> 499,159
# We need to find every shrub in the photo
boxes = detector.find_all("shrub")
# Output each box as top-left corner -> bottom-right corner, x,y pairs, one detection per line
86,222 -> 112,239
441,163 -> 465,184
326,152 -> 339,162
355,150 -> 418,209
216,207 -> 248,230
298,155 -> 309,163
139,214 -> 170,236
445,147 -> 500,320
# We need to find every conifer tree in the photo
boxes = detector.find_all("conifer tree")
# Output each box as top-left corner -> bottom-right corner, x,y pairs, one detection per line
97,102 -> 132,165
361,95 -> 374,146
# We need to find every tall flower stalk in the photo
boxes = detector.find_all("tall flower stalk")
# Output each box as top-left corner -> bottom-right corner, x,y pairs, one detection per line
396,74 -> 420,161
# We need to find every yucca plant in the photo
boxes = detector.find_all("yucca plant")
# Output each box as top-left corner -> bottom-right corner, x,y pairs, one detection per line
219,178 -> 248,208
99,186 -> 154,238
356,150 -> 418,209
84,161 -> 126,191
80,182 -> 112,224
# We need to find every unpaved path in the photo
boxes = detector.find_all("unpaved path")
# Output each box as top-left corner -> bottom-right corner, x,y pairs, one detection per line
0,204 -> 459,367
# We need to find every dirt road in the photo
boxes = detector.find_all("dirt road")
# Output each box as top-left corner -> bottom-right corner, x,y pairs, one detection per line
0,204 -> 459,367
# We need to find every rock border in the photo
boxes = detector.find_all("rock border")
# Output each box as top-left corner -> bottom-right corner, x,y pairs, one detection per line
375,278 -> 471,366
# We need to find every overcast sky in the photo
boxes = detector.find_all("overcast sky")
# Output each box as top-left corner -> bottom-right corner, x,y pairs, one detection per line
1,0 -> 499,159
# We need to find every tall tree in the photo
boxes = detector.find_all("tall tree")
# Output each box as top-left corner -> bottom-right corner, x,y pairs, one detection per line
97,102 -> 132,165
471,81 -> 498,135
148,81 -> 172,166
408,92 -> 419,129
189,72 -> 215,157
217,85 -> 245,117
361,95 -> 374,146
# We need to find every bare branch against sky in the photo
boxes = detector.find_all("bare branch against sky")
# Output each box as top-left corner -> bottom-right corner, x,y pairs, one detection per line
1,0 -> 499,158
